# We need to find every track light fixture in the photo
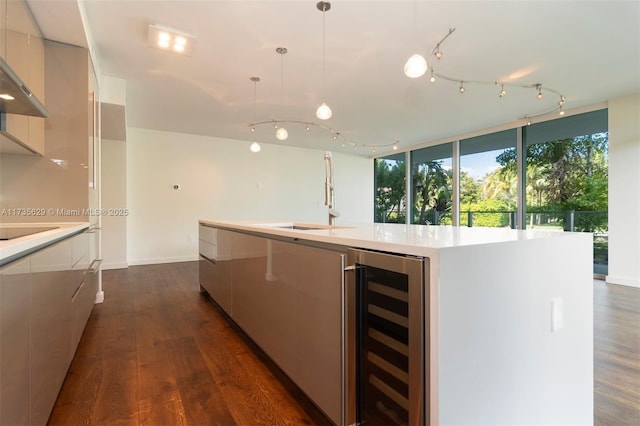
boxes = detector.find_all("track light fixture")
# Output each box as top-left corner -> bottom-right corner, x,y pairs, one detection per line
499,83 -> 506,98
247,119 -> 400,152
406,27 -> 566,123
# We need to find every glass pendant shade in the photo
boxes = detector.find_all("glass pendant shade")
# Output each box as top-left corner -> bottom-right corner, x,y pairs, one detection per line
316,102 -> 332,120
276,127 -> 288,140
404,53 -> 427,78
250,142 -> 261,152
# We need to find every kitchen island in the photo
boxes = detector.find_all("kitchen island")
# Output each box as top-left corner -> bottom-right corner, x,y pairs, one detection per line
199,219 -> 593,426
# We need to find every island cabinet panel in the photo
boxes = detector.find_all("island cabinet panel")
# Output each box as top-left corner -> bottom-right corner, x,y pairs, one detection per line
30,238 -> 73,426
296,244 -> 344,425
198,225 -> 346,425
231,232 -> 298,380
0,257 -> 31,426
198,225 -> 233,313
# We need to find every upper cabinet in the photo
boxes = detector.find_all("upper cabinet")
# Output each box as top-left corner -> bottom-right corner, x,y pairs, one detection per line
0,0 -> 46,155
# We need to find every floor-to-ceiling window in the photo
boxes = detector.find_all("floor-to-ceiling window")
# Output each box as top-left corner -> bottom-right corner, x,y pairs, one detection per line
373,108 -> 608,274
524,109 -> 608,275
374,153 -> 406,223
459,129 -> 517,228
410,143 -> 453,225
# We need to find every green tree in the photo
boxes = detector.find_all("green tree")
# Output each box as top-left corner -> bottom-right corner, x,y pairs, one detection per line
374,159 -> 406,223
413,160 -> 451,224
460,170 -> 481,204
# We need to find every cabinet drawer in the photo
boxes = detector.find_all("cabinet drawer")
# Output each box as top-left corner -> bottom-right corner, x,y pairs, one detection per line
199,224 -> 217,244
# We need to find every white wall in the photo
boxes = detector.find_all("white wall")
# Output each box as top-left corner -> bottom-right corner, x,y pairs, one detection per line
607,92 -> 640,287
101,138 -> 127,269
126,128 -> 373,265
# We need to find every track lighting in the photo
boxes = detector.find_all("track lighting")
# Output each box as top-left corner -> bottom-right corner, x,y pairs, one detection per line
434,48 -> 443,60
250,142 -> 261,152
276,127 -> 288,140
499,84 -> 506,98
536,84 -> 543,100
459,82 -> 465,93
429,69 -> 436,83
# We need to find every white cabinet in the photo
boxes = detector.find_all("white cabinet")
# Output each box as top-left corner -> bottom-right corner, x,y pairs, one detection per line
1,0 -> 45,155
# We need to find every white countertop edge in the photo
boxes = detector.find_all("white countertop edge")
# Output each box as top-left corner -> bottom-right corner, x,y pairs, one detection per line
200,220 -> 591,258
0,222 -> 90,265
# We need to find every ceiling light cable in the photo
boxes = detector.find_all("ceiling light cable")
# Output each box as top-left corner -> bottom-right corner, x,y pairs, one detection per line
316,2 -> 333,120
249,76 -> 261,152
404,0 -> 427,78
275,47 -> 289,140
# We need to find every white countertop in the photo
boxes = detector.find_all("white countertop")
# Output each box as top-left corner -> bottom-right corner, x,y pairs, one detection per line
200,220 -> 581,257
0,222 -> 90,266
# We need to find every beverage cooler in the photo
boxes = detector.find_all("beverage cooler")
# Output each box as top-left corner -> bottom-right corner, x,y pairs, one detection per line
344,249 -> 427,426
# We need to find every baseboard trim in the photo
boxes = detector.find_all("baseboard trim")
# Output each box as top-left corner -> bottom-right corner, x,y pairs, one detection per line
605,275 -> 640,288
101,262 -> 129,270
128,255 -> 198,266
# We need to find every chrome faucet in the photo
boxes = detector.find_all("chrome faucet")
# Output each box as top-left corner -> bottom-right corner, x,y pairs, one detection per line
324,151 -> 340,225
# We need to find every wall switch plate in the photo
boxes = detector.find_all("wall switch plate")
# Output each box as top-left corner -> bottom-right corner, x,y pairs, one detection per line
551,297 -> 564,332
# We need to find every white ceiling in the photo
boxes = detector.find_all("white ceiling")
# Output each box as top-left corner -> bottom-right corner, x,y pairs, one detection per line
28,0 -> 640,157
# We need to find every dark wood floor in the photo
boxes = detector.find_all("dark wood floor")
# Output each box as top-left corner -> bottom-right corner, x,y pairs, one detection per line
49,262 -> 639,425
48,262 -> 330,426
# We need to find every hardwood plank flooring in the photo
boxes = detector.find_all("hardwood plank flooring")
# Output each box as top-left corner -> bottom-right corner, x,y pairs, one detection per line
49,262 -> 330,426
594,279 -> 640,425
48,263 -> 639,425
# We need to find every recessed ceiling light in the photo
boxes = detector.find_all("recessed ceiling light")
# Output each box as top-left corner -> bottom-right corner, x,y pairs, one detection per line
148,24 -> 196,56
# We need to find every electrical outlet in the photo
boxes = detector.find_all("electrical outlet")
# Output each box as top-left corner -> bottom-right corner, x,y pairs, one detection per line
551,297 -> 564,332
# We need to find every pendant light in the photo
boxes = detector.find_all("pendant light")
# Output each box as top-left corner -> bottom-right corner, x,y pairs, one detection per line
404,0 -> 427,78
275,47 -> 288,140
316,1 -> 332,120
249,77 -> 261,152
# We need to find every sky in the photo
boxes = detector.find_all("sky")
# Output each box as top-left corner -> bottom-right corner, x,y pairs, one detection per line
460,149 -> 504,180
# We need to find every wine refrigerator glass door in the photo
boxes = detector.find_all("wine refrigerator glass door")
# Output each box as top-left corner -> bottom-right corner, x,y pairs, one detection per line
345,249 -> 426,426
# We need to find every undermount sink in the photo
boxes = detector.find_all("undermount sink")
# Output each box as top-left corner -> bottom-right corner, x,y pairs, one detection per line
276,225 -> 327,230
255,223 -> 343,231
